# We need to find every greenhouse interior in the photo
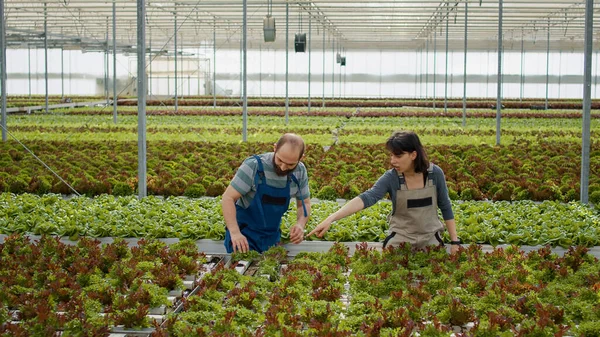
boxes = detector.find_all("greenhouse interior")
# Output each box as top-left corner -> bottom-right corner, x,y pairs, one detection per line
1,0 -> 600,335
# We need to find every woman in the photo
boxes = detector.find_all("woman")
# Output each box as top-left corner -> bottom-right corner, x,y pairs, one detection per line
307,131 -> 460,253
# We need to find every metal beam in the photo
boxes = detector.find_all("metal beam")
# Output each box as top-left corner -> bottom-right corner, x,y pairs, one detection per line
1,0 -> 6,142
242,0 -> 247,141
580,0 -> 593,204
462,1 -> 467,127
44,2 -> 48,113
112,0 -> 117,124
137,0 -> 147,198
285,2 -> 289,124
496,0 -> 503,146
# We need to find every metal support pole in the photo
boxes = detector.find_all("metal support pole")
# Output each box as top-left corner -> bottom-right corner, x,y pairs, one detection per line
322,28 -> 326,108
558,51 -> 562,99
1,0 -> 6,142
174,11 -> 178,112
382,49 -> 385,98
259,45 -> 262,97
113,0 -> 117,123
285,3 -> 289,124
595,51 -> 599,98
339,50 -> 342,99
425,37 -> 429,99
213,19 -> 217,108
240,38 -> 244,101
149,27 -> 152,95
180,34 -> 183,99
462,1 -> 468,127
332,40 -> 335,99
137,0 -> 148,198
415,48 -> 419,98
242,0 -> 248,141
581,0 -> 593,204
433,30 -> 437,108
419,48 -> 423,98
595,51 -> 598,99
106,18 -> 109,105
198,45 -> 201,96
545,18 -> 550,110
44,3 -> 49,113
68,50 -> 71,94
199,46 -> 202,96
308,10 -> 312,113
28,45 -> 31,98
520,34 -> 524,101
61,48 -> 64,99
444,4 -> 449,113
496,0 -> 503,146
486,50 -> 490,97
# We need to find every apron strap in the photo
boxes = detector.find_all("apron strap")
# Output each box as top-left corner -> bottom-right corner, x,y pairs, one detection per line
426,163 -> 435,187
290,174 -> 308,217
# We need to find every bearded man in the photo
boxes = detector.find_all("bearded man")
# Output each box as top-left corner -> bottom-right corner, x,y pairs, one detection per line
221,133 -> 311,253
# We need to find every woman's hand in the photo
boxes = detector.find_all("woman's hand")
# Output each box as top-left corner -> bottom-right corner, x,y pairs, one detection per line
307,218 -> 334,238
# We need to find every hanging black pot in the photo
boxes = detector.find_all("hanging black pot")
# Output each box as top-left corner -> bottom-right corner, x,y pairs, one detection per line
294,33 -> 306,53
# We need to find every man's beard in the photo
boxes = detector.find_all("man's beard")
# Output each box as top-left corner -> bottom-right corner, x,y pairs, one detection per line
273,156 -> 293,176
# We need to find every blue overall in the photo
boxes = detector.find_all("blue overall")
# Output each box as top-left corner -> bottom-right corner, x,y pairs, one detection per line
224,155 -> 307,253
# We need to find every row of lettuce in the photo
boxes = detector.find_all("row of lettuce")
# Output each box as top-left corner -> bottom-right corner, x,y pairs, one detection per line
2,235 -> 600,336
2,140 -> 599,203
164,243 -> 600,336
56,106 -> 600,119
7,94 -> 599,109
2,193 -> 600,248
0,234 -> 204,335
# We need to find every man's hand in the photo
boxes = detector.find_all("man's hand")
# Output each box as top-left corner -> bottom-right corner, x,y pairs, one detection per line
230,231 -> 250,253
450,244 -> 460,255
306,218 -> 333,238
289,224 -> 305,244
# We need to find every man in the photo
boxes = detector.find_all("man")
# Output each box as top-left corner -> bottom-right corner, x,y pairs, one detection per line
222,133 -> 311,253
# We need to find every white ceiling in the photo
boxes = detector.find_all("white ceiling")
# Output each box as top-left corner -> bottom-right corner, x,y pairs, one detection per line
3,0 -> 600,54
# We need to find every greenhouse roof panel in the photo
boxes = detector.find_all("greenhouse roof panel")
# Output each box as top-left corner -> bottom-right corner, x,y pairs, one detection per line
2,0 -> 599,52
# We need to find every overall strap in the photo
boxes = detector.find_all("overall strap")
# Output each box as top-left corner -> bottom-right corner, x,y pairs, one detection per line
254,155 -> 265,175
290,174 -> 308,217
253,155 -> 267,186
253,155 -> 267,226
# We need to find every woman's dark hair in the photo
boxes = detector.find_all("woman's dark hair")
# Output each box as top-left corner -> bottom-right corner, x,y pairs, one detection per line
385,131 -> 429,173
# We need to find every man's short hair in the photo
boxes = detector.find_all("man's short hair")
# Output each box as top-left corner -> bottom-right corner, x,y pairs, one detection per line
276,133 -> 305,160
